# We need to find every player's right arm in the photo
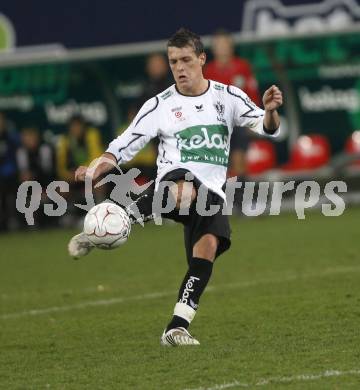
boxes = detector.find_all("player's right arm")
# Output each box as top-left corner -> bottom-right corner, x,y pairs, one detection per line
74,152 -> 117,182
75,97 -> 160,182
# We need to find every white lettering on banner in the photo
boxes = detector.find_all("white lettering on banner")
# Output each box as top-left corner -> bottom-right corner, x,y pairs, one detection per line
299,87 -> 360,112
319,64 -> 360,79
45,100 -> 108,125
0,95 -> 34,111
242,0 -> 360,36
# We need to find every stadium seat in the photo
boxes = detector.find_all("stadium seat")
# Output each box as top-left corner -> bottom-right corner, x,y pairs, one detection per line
281,135 -> 331,171
344,130 -> 360,166
245,139 -> 276,175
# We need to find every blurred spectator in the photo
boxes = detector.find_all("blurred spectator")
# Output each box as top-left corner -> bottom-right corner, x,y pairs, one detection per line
0,112 -> 20,231
204,29 -> 261,105
139,53 -> 173,104
204,30 -> 263,212
204,29 -> 262,181
56,115 -> 103,225
16,127 -> 56,228
57,115 -> 103,182
16,127 -> 54,185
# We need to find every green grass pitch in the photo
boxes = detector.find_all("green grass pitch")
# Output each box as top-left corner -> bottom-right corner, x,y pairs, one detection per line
1,208 -> 360,389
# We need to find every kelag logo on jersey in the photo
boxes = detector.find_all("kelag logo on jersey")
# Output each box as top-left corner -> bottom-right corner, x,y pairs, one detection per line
175,125 -> 229,167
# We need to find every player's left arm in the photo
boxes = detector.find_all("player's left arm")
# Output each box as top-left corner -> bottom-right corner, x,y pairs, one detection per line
262,85 -> 282,135
227,84 -> 282,138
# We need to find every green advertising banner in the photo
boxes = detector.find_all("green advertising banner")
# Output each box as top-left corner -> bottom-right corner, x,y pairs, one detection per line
238,32 -> 360,155
0,55 -> 147,144
0,31 -> 359,160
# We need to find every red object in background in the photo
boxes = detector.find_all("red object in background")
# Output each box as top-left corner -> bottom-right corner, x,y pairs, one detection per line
345,131 -> 360,166
281,135 -> 331,171
204,57 -> 261,105
245,140 -> 276,175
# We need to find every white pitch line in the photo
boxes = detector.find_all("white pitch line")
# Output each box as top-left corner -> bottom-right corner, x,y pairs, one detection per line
0,291 -> 173,320
221,265 -> 360,291
1,265 -> 360,320
184,369 -> 360,390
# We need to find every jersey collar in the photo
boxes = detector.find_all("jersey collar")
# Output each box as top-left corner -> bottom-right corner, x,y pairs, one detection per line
174,80 -> 211,97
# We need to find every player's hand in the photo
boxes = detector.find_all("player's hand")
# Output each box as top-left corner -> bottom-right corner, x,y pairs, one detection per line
263,85 -> 283,111
74,166 -> 89,182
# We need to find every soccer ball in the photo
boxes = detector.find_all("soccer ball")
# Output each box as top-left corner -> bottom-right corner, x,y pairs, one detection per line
83,203 -> 131,249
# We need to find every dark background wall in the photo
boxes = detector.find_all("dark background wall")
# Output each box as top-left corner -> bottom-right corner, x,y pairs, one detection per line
0,0 -> 344,48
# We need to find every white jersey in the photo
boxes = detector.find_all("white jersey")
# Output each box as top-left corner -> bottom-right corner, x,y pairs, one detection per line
107,80 -> 279,199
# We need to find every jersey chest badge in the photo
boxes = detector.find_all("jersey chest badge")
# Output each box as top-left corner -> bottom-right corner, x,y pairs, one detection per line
214,101 -> 226,124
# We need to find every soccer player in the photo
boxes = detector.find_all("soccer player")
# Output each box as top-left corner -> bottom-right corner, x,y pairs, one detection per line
68,28 -> 283,346
204,29 -> 261,181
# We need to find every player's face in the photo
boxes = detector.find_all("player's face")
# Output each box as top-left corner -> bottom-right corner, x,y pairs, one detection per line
168,45 -> 206,93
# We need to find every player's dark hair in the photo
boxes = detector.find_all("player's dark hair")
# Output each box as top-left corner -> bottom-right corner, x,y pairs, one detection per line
69,114 -> 86,125
167,28 -> 204,56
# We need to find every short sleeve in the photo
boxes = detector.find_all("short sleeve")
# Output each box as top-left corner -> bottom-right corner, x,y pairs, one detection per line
227,85 -> 280,138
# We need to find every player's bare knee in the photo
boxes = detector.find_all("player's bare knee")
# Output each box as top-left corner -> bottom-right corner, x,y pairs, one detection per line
170,180 -> 196,210
193,234 -> 219,261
